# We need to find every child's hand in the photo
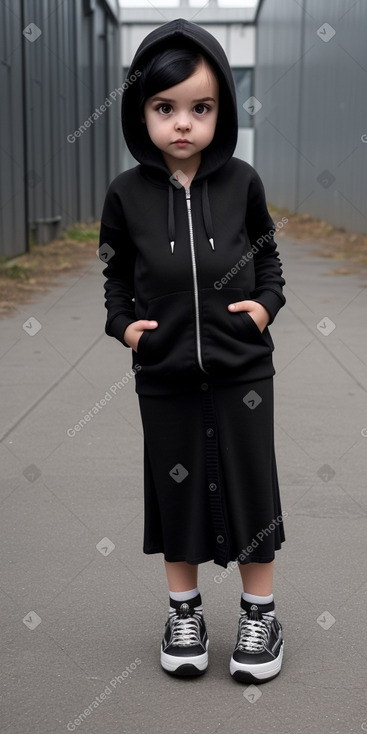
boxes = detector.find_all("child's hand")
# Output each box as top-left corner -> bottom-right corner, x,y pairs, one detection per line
227,300 -> 270,333
124,320 -> 158,351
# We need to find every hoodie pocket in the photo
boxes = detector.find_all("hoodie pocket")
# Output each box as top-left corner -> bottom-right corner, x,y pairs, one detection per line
136,291 -> 196,374
200,287 -> 273,373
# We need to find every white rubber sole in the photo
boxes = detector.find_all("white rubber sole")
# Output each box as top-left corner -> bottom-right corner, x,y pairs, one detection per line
161,640 -> 209,676
230,642 -> 284,683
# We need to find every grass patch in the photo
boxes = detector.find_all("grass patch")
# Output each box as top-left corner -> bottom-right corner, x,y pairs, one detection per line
1,264 -> 30,281
63,225 -> 100,242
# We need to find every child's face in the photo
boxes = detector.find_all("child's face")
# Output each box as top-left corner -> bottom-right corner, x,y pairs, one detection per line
142,60 -> 219,174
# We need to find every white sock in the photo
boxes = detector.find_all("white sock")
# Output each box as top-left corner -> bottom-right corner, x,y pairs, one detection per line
170,587 -> 199,601
242,591 -> 274,605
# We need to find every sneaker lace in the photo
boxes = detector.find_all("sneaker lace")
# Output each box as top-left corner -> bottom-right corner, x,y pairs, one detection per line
237,609 -> 273,653
169,610 -> 202,647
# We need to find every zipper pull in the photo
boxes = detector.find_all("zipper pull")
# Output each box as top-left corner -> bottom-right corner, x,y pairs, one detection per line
185,187 -> 191,210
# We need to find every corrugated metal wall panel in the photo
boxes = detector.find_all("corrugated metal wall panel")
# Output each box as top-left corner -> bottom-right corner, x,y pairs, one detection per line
0,0 -> 122,257
106,20 -> 122,183
254,0 -> 367,234
0,0 -> 27,256
93,7 -> 109,216
254,0 -> 304,213
299,0 -> 367,232
73,4 -> 95,224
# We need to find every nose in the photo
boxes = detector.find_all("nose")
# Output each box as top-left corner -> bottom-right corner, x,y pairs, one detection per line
175,113 -> 191,132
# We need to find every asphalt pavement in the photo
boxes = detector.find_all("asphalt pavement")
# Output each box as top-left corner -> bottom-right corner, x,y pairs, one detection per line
1,230 -> 367,734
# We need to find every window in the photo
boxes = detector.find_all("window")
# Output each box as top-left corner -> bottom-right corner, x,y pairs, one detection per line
232,68 -> 253,128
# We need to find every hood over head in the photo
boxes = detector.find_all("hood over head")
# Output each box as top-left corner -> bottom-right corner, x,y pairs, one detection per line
121,18 -> 238,183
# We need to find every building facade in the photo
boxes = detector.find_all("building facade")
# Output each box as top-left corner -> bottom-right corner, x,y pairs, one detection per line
0,0 -> 122,256
254,0 -> 367,234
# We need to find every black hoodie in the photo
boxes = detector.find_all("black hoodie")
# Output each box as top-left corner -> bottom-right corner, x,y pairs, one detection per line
100,18 -> 286,395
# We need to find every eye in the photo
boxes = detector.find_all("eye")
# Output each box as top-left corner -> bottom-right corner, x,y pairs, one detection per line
194,104 -> 210,114
157,104 -> 172,115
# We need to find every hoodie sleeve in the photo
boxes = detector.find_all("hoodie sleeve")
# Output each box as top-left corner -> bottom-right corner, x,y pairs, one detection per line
245,170 -> 286,324
100,181 -> 137,347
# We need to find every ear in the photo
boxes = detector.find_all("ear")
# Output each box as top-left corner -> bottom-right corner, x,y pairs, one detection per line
141,116 -> 145,124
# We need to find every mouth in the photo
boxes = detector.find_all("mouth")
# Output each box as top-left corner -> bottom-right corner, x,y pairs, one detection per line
173,139 -> 191,145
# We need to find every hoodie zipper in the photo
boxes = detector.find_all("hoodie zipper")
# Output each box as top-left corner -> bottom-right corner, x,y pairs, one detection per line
185,187 -> 207,373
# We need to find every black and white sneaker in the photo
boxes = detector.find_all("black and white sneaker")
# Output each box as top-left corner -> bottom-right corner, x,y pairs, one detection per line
230,598 -> 284,683
161,593 -> 209,676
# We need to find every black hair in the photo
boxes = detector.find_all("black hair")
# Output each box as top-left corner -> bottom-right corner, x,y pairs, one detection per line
137,44 -> 218,117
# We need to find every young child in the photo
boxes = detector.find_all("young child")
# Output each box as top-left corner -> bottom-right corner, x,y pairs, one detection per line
100,18 -> 286,684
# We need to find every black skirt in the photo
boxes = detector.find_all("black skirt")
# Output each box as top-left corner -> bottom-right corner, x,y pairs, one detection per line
138,376 -> 285,568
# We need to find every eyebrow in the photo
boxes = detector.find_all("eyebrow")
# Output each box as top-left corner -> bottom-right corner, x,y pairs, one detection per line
151,96 -> 216,103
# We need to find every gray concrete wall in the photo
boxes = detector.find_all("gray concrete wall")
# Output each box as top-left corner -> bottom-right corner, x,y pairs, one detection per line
254,0 -> 367,234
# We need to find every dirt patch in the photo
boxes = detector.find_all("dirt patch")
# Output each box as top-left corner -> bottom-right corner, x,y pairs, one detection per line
0,223 -> 100,317
270,207 -> 367,274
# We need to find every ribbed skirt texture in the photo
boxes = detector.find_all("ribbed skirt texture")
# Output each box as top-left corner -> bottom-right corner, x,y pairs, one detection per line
138,376 -> 285,569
